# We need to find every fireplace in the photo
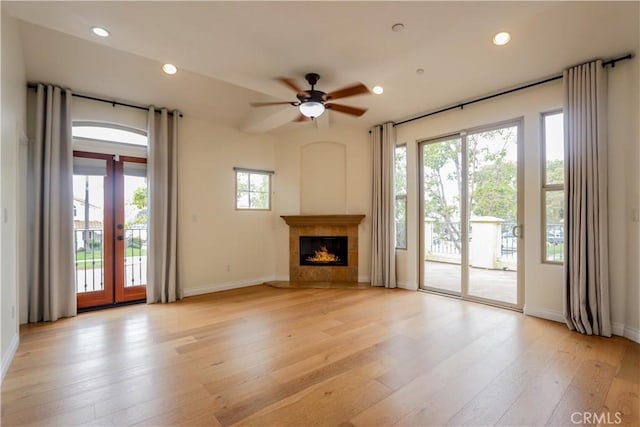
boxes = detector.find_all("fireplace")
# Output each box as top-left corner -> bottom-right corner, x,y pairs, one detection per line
300,236 -> 348,267
281,215 -> 365,282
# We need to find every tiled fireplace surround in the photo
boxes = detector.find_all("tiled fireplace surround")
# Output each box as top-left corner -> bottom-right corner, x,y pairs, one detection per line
281,215 -> 365,282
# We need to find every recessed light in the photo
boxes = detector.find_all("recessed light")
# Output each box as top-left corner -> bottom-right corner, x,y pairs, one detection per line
162,64 -> 178,75
372,86 -> 384,95
493,31 -> 511,46
392,23 -> 405,32
91,26 -> 110,38
416,68 -> 425,75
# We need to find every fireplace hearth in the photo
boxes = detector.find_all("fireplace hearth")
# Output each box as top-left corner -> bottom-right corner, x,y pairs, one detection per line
299,236 -> 348,266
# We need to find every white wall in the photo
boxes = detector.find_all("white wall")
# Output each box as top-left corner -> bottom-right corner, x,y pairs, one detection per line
300,142 -> 347,214
178,116 -> 278,295
1,12 -> 27,380
632,56 -> 640,338
72,96 -> 148,132
611,59 -> 640,339
394,60 -> 639,341
272,125 -> 372,282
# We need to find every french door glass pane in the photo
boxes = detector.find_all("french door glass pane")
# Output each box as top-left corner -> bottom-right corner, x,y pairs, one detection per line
423,137 -> 462,294
123,173 -> 148,287
467,126 -> 518,304
73,174 -> 105,293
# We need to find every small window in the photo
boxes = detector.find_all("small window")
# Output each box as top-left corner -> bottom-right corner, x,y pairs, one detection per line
235,168 -> 272,210
394,144 -> 407,249
541,111 -> 564,263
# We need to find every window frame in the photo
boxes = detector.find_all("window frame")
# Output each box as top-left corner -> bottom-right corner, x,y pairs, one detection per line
234,167 -> 273,211
540,109 -> 564,264
394,143 -> 407,250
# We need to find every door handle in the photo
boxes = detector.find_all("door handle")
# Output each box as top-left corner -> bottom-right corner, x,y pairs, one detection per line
117,235 -> 124,241
512,225 -> 522,238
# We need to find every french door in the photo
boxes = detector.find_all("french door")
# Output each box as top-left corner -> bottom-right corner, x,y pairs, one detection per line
73,151 -> 147,309
419,120 -> 524,309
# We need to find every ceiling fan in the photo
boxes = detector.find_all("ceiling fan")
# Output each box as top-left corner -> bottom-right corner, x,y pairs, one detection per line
250,73 -> 370,121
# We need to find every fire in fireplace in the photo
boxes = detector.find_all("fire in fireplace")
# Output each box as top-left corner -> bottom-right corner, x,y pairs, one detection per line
299,236 -> 348,266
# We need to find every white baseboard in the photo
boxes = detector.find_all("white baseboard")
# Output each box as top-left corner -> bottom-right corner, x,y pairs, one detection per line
358,275 -> 371,283
397,281 -> 418,291
1,333 -> 19,383
183,276 -> 276,297
612,322 -> 640,344
623,325 -> 640,344
523,309 -> 640,344
523,305 -> 565,324
612,321 -> 625,336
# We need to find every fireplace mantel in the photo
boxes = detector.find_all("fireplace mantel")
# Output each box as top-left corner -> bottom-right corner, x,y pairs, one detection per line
280,215 -> 365,227
281,214 -> 365,282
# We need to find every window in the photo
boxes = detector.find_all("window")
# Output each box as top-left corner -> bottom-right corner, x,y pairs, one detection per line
72,122 -> 148,158
541,111 -> 564,263
73,122 -> 147,146
394,144 -> 407,249
235,168 -> 272,210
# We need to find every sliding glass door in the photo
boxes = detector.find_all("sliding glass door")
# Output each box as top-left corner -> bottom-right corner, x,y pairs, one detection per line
420,136 -> 463,295
419,120 -> 523,309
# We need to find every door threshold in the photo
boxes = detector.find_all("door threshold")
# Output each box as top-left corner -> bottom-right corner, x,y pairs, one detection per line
418,288 -> 523,313
78,298 -> 146,313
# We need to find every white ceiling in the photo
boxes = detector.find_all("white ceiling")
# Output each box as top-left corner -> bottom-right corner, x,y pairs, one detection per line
4,1 -> 639,132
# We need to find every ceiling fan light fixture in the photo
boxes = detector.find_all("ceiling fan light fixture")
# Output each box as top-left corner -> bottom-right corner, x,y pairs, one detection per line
299,101 -> 325,119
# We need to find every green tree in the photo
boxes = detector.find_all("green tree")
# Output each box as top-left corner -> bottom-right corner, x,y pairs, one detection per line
472,159 -> 516,221
545,159 -> 565,224
394,146 -> 407,248
546,159 -> 564,185
423,139 -> 462,249
126,187 -> 147,227
132,187 -> 147,209
423,126 -> 518,251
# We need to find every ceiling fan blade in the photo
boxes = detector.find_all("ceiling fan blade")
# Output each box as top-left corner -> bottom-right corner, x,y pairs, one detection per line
326,83 -> 370,100
293,114 -> 310,122
325,103 -> 368,117
276,77 -> 305,93
250,101 -> 296,107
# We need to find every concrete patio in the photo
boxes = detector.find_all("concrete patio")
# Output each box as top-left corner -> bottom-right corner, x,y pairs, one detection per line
424,260 -> 517,304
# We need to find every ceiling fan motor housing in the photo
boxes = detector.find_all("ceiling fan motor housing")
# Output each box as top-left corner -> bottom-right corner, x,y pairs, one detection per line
297,89 -> 326,103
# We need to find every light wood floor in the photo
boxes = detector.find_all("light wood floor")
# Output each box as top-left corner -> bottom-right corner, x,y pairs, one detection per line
2,285 -> 638,426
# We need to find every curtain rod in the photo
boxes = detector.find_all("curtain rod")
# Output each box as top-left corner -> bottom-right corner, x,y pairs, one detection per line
393,53 -> 633,127
27,83 -> 183,118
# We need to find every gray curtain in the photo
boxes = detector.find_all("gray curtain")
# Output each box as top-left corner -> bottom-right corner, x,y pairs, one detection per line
27,84 -> 76,322
563,60 -> 611,337
147,107 -> 181,303
370,123 -> 396,288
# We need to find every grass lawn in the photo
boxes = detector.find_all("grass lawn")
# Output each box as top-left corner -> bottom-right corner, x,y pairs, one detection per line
75,247 -> 147,269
